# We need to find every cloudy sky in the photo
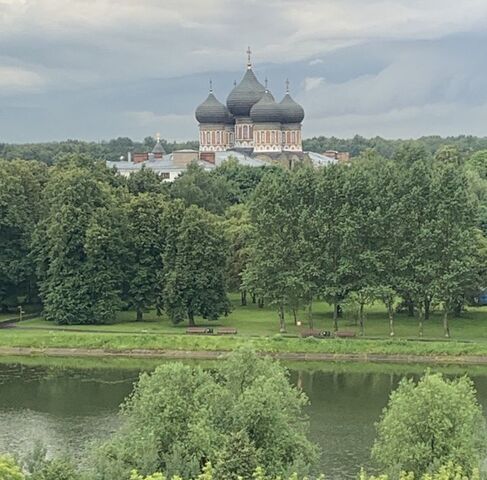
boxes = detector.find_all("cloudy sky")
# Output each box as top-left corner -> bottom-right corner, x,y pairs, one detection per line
2,0 -> 487,143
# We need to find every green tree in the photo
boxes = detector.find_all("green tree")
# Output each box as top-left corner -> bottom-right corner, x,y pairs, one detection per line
243,168 -> 303,332
33,160 -> 126,324
93,349 -> 318,480
0,455 -> 24,480
223,204 -> 253,305
429,163 -> 479,336
125,194 -> 166,321
159,204 -> 230,325
170,162 -> 235,215
0,160 -> 47,310
372,372 -> 487,478
126,166 -> 166,195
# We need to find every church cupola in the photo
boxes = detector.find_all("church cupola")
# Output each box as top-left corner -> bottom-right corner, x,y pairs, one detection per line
280,80 -> 303,152
226,47 -> 265,118
196,81 -> 235,153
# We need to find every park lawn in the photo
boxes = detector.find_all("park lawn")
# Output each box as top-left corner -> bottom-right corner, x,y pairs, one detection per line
16,293 -> 487,342
1,294 -> 487,359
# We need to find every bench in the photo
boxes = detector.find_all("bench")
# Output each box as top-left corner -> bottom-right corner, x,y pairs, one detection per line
300,329 -> 332,338
335,330 -> 356,338
217,327 -> 238,335
186,327 -> 214,335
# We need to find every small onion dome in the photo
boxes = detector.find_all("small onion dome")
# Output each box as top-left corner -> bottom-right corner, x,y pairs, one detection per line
250,90 -> 282,123
226,68 -> 266,117
279,93 -> 305,124
195,92 -> 233,124
152,139 -> 166,154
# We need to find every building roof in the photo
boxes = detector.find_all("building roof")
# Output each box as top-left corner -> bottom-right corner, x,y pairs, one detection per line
195,92 -> 233,124
226,68 -> 266,117
250,90 -> 282,123
152,139 -> 166,154
279,93 -> 305,124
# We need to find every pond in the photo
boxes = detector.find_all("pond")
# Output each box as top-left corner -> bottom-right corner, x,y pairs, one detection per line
0,357 -> 486,479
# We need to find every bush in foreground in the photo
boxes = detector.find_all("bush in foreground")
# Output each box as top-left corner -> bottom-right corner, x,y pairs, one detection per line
92,348 -> 318,480
372,372 -> 487,478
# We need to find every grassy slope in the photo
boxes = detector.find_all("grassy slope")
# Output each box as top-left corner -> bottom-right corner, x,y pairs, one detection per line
1,295 -> 486,357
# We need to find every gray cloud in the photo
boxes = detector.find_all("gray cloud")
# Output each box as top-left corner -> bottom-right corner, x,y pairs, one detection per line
1,1 -> 487,141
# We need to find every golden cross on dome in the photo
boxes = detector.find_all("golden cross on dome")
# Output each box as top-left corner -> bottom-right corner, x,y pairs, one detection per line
156,132 -> 160,142
209,79 -> 213,93
246,46 -> 252,69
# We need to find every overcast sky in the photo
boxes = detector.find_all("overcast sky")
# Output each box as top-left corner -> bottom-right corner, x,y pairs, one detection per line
2,0 -> 487,142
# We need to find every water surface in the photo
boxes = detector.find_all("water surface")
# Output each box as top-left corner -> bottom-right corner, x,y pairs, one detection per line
0,358 -> 486,479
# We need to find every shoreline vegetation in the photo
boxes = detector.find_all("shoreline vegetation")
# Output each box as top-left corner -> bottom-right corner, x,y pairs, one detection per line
2,295 -> 487,364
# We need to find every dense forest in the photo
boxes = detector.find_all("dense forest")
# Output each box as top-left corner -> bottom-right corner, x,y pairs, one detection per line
3,134 -> 487,164
1,143 -> 486,337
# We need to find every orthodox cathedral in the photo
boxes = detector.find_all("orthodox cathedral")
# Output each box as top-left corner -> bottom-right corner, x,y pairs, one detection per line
195,48 -> 305,157
109,49 -> 336,181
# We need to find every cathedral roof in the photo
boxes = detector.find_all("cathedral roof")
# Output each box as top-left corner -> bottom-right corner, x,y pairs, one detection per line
152,139 -> 166,154
250,89 -> 282,123
226,68 -> 266,117
195,91 -> 233,124
279,92 -> 305,124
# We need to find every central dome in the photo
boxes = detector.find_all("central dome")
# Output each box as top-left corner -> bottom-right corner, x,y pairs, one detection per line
226,68 -> 266,117
250,90 -> 282,123
195,92 -> 233,124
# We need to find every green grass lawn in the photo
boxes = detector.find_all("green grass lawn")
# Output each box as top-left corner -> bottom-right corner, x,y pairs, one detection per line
15,293 -> 487,342
1,294 -> 486,358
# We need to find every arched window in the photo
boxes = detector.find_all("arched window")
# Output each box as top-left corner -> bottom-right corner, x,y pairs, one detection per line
271,131 -> 275,144
243,125 -> 248,139
206,131 -> 210,145
291,131 -> 296,144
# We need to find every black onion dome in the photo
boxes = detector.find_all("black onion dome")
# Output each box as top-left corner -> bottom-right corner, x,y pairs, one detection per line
226,68 -> 266,117
279,93 -> 305,123
250,90 -> 282,123
195,92 -> 233,124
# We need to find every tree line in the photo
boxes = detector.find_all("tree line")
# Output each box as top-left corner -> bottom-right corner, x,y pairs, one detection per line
1,145 -> 487,334
4,134 -> 487,165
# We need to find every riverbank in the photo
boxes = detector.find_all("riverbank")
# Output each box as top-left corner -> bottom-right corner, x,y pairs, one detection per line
1,338 -> 487,365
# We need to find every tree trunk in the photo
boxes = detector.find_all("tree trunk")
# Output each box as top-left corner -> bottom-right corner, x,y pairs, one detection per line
258,298 -> 264,308
292,308 -> 297,326
418,307 -> 424,337
424,297 -> 431,321
443,307 -> 450,338
252,293 -> 256,304
387,301 -> 395,337
278,304 -> 286,333
188,312 -> 195,327
359,303 -> 365,336
333,300 -> 339,332
136,307 -> 143,322
241,290 -> 247,306
308,302 -> 314,329
407,299 -> 414,317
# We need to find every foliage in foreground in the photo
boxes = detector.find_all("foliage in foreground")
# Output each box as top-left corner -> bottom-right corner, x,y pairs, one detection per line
129,462 -> 480,480
91,348 -> 318,480
372,372 -> 487,478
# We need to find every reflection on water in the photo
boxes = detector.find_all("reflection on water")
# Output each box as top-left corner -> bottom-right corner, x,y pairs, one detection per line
0,361 -> 486,479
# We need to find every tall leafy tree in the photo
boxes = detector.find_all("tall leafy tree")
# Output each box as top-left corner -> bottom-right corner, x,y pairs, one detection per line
125,193 -> 167,321
244,169 -> 303,332
33,160 -> 126,324
170,162 -> 235,215
0,160 -> 47,310
159,203 -> 230,325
